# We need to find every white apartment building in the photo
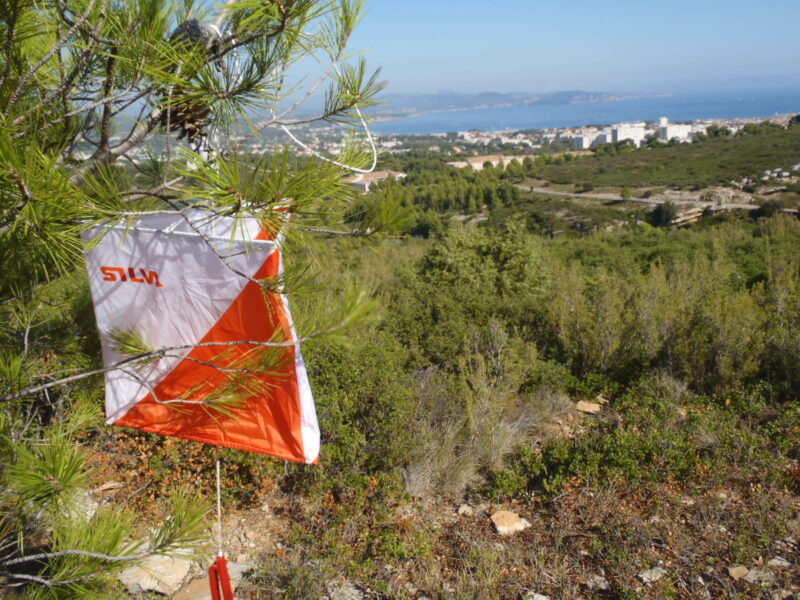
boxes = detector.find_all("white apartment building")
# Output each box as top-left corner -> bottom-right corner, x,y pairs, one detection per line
574,122 -> 647,149
574,135 -> 597,150
597,128 -> 614,145
612,122 -> 647,147
658,117 -> 692,142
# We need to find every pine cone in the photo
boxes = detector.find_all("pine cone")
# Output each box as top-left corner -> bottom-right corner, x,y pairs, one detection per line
160,20 -> 223,143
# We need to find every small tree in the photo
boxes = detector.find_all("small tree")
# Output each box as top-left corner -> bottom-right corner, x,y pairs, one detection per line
649,201 -> 678,227
706,124 -> 732,138
0,0 -> 388,595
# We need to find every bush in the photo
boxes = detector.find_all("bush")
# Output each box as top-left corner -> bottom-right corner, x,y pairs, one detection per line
490,376 -> 790,499
387,223 -> 546,366
289,331 -> 415,491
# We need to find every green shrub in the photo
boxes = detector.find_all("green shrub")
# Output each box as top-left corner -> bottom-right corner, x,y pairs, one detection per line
290,331 -> 415,491
387,223 -> 546,367
490,376 -> 789,499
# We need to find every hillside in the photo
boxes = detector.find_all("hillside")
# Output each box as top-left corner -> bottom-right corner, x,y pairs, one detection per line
3,121 -> 800,600
536,126 -> 800,189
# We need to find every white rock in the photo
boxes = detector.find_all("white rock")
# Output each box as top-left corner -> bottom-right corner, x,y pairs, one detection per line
638,567 -> 667,583
457,504 -> 475,517
743,569 -> 775,585
326,579 -> 364,600
70,490 -> 99,521
575,401 -> 602,414
768,556 -> 791,569
586,575 -> 609,591
525,594 -> 551,600
490,511 -> 531,536
92,481 -> 124,495
119,555 -> 192,595
228,561 -> 255,581
727,565 -> 749,580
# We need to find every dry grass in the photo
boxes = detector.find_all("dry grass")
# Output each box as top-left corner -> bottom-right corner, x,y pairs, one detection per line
402,324 -> 572,498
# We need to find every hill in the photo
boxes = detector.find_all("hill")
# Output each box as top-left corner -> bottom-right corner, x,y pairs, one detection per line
370,90 -> 668,117
536,126 -> 800,189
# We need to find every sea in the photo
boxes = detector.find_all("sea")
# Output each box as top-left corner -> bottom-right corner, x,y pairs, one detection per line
370,88 -> 800,136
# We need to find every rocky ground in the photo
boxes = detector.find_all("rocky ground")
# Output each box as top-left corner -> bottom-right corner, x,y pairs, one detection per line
96,398 -> 800,600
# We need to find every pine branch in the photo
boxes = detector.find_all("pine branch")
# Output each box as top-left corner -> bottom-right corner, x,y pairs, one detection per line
5,0 -> 101,111
296,225 -> 368,237
10,0 -> 117,135
1,543 -> 178,568
14,83 -> 142,141
5,572 -> 94,588
0,165 -> 34,231
55,0 -> 119,46
0,337 -> 321,403
0,0 -> 18,90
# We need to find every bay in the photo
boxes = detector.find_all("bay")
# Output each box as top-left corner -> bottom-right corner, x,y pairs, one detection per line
370,88 -> 800,135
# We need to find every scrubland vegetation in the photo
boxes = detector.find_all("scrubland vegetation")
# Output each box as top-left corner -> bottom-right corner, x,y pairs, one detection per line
235,209 -> 800,599
535,126 -> 800,189
3,122 -> 800,598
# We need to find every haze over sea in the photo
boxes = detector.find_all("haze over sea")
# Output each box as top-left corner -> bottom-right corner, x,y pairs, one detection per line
371,88 -> 800,136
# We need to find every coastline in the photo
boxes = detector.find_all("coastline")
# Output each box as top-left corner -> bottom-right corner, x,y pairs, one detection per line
371,93 -> 673,124
369,89 -> 800,136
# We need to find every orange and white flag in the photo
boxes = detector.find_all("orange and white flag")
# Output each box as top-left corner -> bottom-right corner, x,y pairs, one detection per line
83,211 -> 319,464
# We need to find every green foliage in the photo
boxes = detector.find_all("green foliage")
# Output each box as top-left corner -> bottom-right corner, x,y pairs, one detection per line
0,422 -> 209,598
344,184 -> 415,235
8,434 -> 89,515
388,224 -> 544,365
376,161 -> 521,219
648,201 -> 678,226
290,330 -> 415,490
737,121 -> 784,136
537,127 -> 800,189
545,240 -> 776,391
0,0 -> 388,593
705,124 -> 732,138
490,376 -> 792,499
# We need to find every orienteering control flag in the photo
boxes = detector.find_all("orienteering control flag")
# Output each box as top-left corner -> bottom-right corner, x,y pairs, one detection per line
83,211 -> 319,464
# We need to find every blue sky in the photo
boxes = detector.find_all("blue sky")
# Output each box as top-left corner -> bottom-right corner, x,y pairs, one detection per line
348,0 -> 800,94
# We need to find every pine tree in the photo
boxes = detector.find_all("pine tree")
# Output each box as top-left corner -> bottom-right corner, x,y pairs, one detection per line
0,0 -> 391,595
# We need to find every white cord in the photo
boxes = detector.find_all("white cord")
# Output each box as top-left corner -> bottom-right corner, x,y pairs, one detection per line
278,103 -> 378,173
216,458 -> 224,557
273,58 -> 378,174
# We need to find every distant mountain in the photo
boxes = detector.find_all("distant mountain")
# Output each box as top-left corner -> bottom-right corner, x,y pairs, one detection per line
370,90 -> 669,118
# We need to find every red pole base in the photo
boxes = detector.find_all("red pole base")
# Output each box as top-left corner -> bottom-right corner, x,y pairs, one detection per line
208,554 -> 235,600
